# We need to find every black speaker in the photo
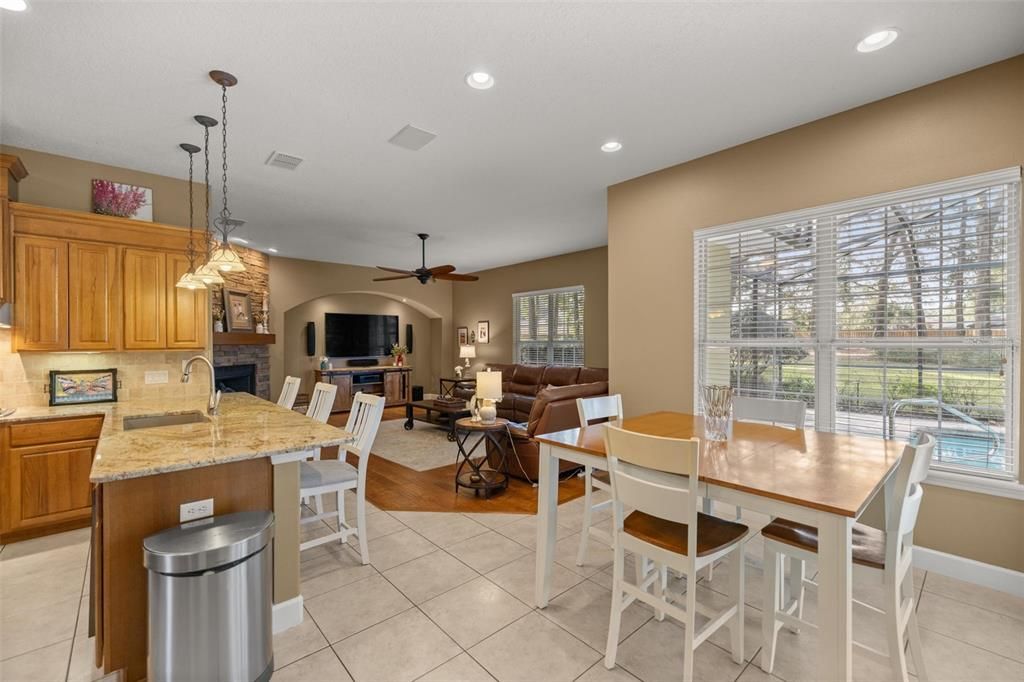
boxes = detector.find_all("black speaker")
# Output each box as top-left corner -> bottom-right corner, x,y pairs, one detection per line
348,358 -> 377,367
406,324 -> 413,353
305,322 -> 316,356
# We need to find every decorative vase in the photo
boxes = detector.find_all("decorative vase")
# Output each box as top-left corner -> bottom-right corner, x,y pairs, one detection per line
700,385 -> 734,441
256,322 -> 265,334
214,320 -> 224,333
394,354 -> 404,367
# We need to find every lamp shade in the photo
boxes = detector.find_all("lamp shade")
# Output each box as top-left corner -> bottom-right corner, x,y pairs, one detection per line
459,345 -> 476,359
207,244 -> 247,273
476,370 -> 502,401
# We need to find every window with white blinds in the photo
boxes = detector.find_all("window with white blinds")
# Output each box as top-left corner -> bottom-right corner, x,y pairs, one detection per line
695,168 -> 1020,480
513,286 -> 585,367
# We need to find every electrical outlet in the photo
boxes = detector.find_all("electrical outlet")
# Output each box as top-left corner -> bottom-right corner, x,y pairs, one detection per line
180,498 -> 214,523
145,370 -> 169,385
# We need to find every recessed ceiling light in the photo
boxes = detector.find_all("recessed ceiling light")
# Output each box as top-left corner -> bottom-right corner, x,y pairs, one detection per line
601,141 -> 623,153
0,0 -> 28,12
267,247 -> 278,253
229,236 -> 249,244
465,71 -> 495,90
857,29 -> 899,53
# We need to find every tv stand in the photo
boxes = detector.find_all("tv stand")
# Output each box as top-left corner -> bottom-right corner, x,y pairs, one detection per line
314,366 -> 412,412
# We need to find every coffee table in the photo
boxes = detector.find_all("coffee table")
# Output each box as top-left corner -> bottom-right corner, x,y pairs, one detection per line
404,399 -> 471,442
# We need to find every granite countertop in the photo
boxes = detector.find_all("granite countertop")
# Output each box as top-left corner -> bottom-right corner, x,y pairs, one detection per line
0,393 -> 354,483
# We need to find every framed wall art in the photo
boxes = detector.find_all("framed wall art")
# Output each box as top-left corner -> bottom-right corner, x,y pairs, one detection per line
477,320 -> 490,344
49,368 -> 118,406
223,289 -> 255,332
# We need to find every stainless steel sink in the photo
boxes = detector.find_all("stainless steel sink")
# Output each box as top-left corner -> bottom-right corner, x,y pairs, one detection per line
122,411 -> 209,431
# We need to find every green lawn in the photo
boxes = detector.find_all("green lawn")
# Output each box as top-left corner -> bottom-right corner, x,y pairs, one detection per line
779,364 -> 1004,404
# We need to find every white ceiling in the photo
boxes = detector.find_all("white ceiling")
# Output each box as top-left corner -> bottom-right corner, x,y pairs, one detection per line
2,2 -> 1023,272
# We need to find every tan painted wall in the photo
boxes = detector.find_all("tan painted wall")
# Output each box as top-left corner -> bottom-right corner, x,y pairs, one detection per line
269,256 -> 453,398
1,145 -> 204,227
283,293 -> 435,394
452,247 -> 608,369
607,55 -> 1024,571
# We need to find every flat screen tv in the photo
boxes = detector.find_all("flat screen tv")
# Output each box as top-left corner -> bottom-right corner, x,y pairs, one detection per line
324,313 -> 399,358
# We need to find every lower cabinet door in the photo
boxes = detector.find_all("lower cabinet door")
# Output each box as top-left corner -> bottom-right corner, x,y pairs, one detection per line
332,374 -> 353,412
4,440 -> 96,534
384,371 -> 403,405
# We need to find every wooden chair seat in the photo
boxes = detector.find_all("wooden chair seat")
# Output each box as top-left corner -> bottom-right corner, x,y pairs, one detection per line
624,511 -> 749,558
761,518 -> 886,570
592,469 -> 611,485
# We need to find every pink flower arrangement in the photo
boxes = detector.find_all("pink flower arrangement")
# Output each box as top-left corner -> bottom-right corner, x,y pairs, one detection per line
92,179 -> 148,218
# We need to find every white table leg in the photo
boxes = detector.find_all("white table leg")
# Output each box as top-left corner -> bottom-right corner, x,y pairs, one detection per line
534,442 -> 559,608
816,512 -> 853,682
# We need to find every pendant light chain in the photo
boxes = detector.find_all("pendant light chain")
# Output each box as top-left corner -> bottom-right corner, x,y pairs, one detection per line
186,149 -> 196,268
204,122 -> 213,257
219,82 -> 232,233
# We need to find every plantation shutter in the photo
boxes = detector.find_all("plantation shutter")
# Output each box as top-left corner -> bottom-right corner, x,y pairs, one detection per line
695,167 -> 1020,479
514,286 -> 585,366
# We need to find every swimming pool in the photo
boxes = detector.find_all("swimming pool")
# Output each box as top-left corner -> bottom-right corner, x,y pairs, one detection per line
916,430 -> 1006,472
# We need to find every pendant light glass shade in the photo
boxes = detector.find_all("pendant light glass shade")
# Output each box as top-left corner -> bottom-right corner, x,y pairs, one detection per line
207,243 -> 246,272
175,271 -> 207,289
194,261 -> 225,285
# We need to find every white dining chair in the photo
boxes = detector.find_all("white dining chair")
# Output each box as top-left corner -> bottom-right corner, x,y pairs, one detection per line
603,424 -> 749,682
575,394 -> 623,566
277,376 -> 301,410
299,381 -> 337,513
299,392 -> 386,564
759,432 -> 936,682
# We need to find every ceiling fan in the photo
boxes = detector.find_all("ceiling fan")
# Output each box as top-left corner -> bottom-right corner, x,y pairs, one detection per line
374,233 -> 479,284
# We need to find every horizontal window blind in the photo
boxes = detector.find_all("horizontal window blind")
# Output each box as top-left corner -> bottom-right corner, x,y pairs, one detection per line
514,286 -> 585,367
695,168 -> 1020,479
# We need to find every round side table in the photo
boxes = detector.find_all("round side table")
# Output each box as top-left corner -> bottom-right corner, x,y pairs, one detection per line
453,417 -> 510,497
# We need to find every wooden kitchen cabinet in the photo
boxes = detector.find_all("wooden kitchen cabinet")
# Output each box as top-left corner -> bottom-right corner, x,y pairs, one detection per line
69,241 -> 119,350
166,253 -> 208,349
14,235 -> 69,351
0,415 -> 104,543
122,247 -> 167,349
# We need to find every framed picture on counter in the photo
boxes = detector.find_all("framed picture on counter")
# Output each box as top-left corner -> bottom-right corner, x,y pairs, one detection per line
49,368 -> 118,406
223,289 -> 255,332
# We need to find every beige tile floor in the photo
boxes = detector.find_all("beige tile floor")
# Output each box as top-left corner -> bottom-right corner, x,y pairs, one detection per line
2,494 -> 1022,682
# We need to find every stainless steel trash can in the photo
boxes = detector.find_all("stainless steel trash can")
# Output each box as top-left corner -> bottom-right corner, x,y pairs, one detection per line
144,511 -> 275,682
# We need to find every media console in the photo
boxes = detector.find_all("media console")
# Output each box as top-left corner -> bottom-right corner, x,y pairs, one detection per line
314,366 -> 412,412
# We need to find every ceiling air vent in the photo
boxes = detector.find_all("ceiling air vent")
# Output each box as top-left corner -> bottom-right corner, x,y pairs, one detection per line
265,151 -> 304,170
388,124 -> 437,151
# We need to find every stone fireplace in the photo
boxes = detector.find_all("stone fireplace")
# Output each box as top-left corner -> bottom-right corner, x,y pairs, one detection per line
213,346 -> 270,399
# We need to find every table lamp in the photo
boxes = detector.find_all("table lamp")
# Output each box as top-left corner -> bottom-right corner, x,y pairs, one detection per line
459,345 -> 476,367
475,369 -> 502,424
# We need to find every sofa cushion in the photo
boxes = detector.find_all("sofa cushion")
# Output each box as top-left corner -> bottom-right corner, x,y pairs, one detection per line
578,367 -> 609,384
541,366 -> 581,387
509,365 -> 544,396
513,395 -> 536,422
526,382 -> 609,433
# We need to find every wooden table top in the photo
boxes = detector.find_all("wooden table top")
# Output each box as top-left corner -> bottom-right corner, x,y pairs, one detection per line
456,417 -> 510,432
534,411 -> 904,518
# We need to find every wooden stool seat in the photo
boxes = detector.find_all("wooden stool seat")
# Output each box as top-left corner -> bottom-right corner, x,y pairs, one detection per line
625,511 -> 749,558
761,518 -> 886,570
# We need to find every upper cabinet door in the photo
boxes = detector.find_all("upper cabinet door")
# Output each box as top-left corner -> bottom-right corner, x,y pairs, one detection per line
166,253 -> 208,349
14,236 -> 69,351
68,241 -> 119,350
122,248 -> 166,349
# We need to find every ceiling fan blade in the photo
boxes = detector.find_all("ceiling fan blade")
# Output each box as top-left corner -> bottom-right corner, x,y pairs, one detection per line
373,274 -> 416,282
433,272 -> 479,282
426,265 -> 456,276
376,266 -> 419,276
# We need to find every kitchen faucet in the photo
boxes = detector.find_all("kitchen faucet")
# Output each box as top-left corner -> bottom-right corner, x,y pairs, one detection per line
182,355 -> 222,415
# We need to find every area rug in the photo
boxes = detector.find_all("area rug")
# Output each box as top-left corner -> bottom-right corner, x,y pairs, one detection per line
370,419 -> 461,471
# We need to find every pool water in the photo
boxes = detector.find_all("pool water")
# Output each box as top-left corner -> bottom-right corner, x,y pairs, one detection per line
916,431 -> 1006,472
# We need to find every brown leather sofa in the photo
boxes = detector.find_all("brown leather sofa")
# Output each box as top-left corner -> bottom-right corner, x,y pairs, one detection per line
456,364 -> 609,482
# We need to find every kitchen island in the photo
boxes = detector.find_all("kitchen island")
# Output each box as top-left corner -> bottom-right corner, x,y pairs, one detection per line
1,392 -> 353,682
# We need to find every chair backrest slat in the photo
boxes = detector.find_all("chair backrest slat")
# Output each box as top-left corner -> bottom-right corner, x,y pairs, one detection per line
306,382 -> 338,423
604,424 -> 700,526
892,432 -> 935,539
733,396 -> 806,430
577,394 -> 623,426
345,392 -> 387,458
277,376 -> 301,409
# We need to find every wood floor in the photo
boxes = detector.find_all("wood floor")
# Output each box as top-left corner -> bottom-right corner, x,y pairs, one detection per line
325,407 -> 586,513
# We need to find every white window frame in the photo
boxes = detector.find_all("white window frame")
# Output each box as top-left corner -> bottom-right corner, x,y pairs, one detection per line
512,285 -> 585,367
694,167 -> 1021,495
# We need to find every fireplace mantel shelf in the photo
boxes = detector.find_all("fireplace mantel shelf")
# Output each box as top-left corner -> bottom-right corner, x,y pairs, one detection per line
213,331 -> 277,346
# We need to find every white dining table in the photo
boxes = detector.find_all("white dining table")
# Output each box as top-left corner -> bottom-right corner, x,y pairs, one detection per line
533,411 -> 903,682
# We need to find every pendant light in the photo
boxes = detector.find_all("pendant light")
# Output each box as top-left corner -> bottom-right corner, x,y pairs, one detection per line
175,142 -> 207,290
192,114 -> 225,286
205,69 -> 246,273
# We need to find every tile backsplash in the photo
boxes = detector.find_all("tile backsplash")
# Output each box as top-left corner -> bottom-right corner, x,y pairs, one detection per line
0,329 -> 210,408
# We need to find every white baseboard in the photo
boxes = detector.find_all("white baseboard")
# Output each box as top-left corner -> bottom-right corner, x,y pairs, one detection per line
272,595 -> 304,634
914,547 -> 1024,598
